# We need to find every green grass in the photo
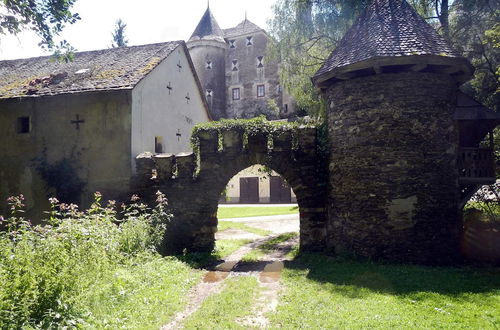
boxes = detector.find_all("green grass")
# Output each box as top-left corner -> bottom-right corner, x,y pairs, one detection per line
82,255 -> 201,328
269,254 -> 500,329
218,220 -> 271,236
242,232 -> 298,262
217,206 -> 298,219
182,276 -> 260,329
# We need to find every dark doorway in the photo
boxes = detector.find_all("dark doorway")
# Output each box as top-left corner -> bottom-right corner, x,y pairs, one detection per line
270,176 -> 292,203
240,177 -> 259,203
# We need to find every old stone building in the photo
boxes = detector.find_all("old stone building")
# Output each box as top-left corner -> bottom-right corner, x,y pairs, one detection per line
187,7 -> 295,120
0,41 -> 210,219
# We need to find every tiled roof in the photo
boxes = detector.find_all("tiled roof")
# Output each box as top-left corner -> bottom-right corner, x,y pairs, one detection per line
223,19 -> 264,38
314,0 -> 463,81
0,41 -> 183,99
189,8 -> 225,43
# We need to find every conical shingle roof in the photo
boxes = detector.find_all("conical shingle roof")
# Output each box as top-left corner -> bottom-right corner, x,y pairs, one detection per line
313,0 -> 473,86
223,19 -> 264,38
189,7 -> 225,43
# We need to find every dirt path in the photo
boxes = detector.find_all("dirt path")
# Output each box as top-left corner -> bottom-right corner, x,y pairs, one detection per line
161,215 -> 299,330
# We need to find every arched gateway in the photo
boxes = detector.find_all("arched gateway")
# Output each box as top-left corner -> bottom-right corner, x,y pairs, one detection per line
133,125 -> 327,254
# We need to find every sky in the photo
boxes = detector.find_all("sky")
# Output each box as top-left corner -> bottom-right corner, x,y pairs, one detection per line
0,0 -> 276,60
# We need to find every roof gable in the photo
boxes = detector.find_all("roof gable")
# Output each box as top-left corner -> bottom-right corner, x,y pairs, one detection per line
223,19 -> 264,38
0,41 -> 183,99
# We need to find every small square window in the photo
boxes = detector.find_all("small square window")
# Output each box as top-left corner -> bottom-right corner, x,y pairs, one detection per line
205,61 -> 212,69
206,89 -> 213,98
17,116 -> 30,134
155,136 -> 164,153
246,36 -> 253,46
229,40 -> 236,48
257,84 -> 265,97
232,88 -> 240,100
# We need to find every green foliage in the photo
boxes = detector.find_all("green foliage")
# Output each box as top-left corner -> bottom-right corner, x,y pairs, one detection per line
0,191 -> 184,328
0,0 -> 80,56
270,254 -> 500,328
191,116 -> 315,151
464,182 -> 500,222
111,18 -> 129,48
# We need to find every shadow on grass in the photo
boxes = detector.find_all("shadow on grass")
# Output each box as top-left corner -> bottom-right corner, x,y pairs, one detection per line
285,253 -> 500,299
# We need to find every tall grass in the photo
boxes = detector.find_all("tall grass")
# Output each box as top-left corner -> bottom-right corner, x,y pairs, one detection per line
0,191 -> 191,328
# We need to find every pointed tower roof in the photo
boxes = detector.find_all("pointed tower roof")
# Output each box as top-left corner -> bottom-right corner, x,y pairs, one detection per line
312,0 -> 473,87
189,7 -> 225,43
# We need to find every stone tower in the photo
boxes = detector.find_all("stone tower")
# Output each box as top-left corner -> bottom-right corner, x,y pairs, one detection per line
187,7 -> 227,120
312,0 -> 474,264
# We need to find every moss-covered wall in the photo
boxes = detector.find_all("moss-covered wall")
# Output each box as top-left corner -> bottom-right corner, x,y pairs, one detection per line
0,90 -> 132,221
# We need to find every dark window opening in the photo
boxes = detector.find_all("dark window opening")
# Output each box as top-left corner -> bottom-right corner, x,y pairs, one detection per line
284,104 -> 289,113
246,36 -> 253,46
229,40 -> 236,48
232,88 -> 240,100
257,84 -> 265,97
232,59 -> 238,72
155,136 -> 164,153
257,55 -> 264,68
206,61 -> 212,69
206,89 -> 213,98
17,116 -> 30,134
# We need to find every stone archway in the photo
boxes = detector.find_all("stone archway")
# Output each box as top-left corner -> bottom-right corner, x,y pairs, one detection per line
133,126 -> 327,255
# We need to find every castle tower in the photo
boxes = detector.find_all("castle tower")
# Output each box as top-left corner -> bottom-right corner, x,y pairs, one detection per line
187,7 -> 227,120
312,0 -> 474,264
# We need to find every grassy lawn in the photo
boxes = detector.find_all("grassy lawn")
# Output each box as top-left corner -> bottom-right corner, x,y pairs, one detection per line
218,220 -> 271,236
217,206 -> 299,219
82,255 -> 201,328
269,254 -> 500,329
242,232 -> 298,262
182,276 -> 260,329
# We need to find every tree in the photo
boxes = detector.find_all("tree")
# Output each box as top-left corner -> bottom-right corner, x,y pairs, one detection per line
111,19 -> 128,48
0,0 -> 80,57
269,0 -> 499,117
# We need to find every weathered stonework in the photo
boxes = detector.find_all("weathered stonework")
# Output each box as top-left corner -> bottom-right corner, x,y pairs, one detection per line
133,126 -> 327,254
326,72 -> 461,264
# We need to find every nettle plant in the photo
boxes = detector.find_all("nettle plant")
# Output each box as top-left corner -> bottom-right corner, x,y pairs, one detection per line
0,191 -> 171,328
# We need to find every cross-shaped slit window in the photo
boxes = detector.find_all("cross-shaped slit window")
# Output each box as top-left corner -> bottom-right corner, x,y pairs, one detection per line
232,60 -> 238,71
246,36 -> 253,46
229,40 -> 236,48
206,89 -> 213,98
206,61 -> 212,69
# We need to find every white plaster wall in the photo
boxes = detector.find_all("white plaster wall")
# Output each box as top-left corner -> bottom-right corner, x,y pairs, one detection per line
131,45 -> 210,165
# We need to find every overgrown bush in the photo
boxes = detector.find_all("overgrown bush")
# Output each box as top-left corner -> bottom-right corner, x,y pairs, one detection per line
464,182 -> 500,222
0,191 -> 170,328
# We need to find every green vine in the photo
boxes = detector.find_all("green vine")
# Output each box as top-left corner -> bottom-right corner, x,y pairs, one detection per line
190,116 -> 317,152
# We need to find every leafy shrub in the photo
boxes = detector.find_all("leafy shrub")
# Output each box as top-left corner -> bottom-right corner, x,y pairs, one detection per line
464,182 -> 500,222
0,191 -> 170,328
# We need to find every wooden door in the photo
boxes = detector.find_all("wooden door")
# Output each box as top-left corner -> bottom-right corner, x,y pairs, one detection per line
270,176 -> 292,203
240,177 -> 259,203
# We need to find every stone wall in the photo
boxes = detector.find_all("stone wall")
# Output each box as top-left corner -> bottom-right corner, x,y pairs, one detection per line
326,71 -> 461,264
133,126 -> 327,254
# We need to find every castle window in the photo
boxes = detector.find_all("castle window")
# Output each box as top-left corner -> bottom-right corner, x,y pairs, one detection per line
16,116 -> 30,134
155,136 -> 164,153
229,40 -> 236,48
232,88 -> 240,100
232,60 -> 239,71
257,56 -> 264,68
284,104 -> 289,113
205,61 -> 212,69
206,89 -> 213,98
246,36 -> 253,46
257,84 -> 265,97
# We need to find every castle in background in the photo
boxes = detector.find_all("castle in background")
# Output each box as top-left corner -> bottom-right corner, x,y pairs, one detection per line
187,7 -> 296,120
